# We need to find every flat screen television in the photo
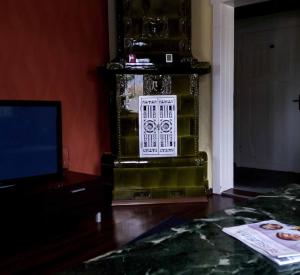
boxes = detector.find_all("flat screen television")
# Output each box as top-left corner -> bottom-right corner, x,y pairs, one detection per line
0,100 -> 63,184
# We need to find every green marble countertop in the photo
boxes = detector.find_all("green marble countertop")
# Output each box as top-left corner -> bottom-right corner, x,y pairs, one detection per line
62,184 -> 300,275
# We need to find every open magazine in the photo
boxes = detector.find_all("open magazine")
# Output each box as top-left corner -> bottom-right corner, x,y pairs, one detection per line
223,220 -> 300,266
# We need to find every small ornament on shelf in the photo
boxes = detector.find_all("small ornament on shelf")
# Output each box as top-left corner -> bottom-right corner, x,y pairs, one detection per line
166,54 -> 173,63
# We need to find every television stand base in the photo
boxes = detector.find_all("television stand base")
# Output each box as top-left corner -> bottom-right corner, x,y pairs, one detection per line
0,171 -> 112,239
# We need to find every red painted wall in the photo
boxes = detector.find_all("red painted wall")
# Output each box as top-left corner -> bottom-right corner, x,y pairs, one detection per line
0,0 -> 110,175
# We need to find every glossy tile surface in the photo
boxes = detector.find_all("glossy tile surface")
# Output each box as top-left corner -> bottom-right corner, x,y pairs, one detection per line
62,184 -> 300,274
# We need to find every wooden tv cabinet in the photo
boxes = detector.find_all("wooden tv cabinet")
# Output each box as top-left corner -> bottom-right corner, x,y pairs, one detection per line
0,171 -> 112,239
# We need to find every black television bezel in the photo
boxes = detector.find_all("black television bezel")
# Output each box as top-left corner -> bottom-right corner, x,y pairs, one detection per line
0,100 -> 63,185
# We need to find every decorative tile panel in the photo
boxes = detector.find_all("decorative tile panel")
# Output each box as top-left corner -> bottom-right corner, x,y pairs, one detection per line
139,95 -> 177,157
144,75 -> 172,95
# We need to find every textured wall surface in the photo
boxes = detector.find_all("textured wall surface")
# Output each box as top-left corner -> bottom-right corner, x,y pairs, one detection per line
0,0 -> 110,175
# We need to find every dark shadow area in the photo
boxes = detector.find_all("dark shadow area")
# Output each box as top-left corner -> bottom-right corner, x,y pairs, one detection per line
235,0 -> 300,20
234,167 -> 300,193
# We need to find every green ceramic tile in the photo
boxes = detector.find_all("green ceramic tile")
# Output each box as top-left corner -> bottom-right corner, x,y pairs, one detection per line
179,136 -> 196,156
120,137 -> 139,157
179,95 -> 195,115
159,167 -> 178,186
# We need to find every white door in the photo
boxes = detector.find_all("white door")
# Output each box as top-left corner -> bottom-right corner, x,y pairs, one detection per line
235,12 -> 300,172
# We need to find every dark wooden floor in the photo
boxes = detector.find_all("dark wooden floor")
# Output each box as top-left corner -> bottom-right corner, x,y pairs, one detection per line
0,195 -> 245,274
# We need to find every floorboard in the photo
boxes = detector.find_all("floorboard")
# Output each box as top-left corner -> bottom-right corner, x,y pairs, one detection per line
0,195 -> 244,274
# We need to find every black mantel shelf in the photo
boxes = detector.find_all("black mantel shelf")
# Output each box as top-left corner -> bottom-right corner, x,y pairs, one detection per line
98,61 -> 211,75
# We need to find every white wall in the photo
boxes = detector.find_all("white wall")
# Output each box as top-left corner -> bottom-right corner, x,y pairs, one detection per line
192,0 -> 213,188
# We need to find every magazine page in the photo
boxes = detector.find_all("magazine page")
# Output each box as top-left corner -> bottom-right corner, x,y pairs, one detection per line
223,220 -> 300,265
235,236 -> 300,266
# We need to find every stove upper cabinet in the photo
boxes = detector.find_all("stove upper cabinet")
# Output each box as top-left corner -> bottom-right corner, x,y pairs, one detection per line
116,0 -> 192,64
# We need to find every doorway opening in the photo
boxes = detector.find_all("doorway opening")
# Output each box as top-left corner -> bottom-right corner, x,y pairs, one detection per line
233,1 -> 300,195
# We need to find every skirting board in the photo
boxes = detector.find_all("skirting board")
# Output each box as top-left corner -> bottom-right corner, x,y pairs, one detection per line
112,196 -> 208,206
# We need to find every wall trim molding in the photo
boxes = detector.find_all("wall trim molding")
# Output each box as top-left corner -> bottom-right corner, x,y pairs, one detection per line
210,0 -> 271,194
211,0 -> 234,194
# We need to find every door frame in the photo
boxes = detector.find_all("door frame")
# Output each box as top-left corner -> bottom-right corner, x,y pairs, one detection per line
210,0 -> 268,194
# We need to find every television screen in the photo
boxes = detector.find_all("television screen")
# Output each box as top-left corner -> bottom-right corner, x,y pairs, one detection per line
0,101 -> 62,183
